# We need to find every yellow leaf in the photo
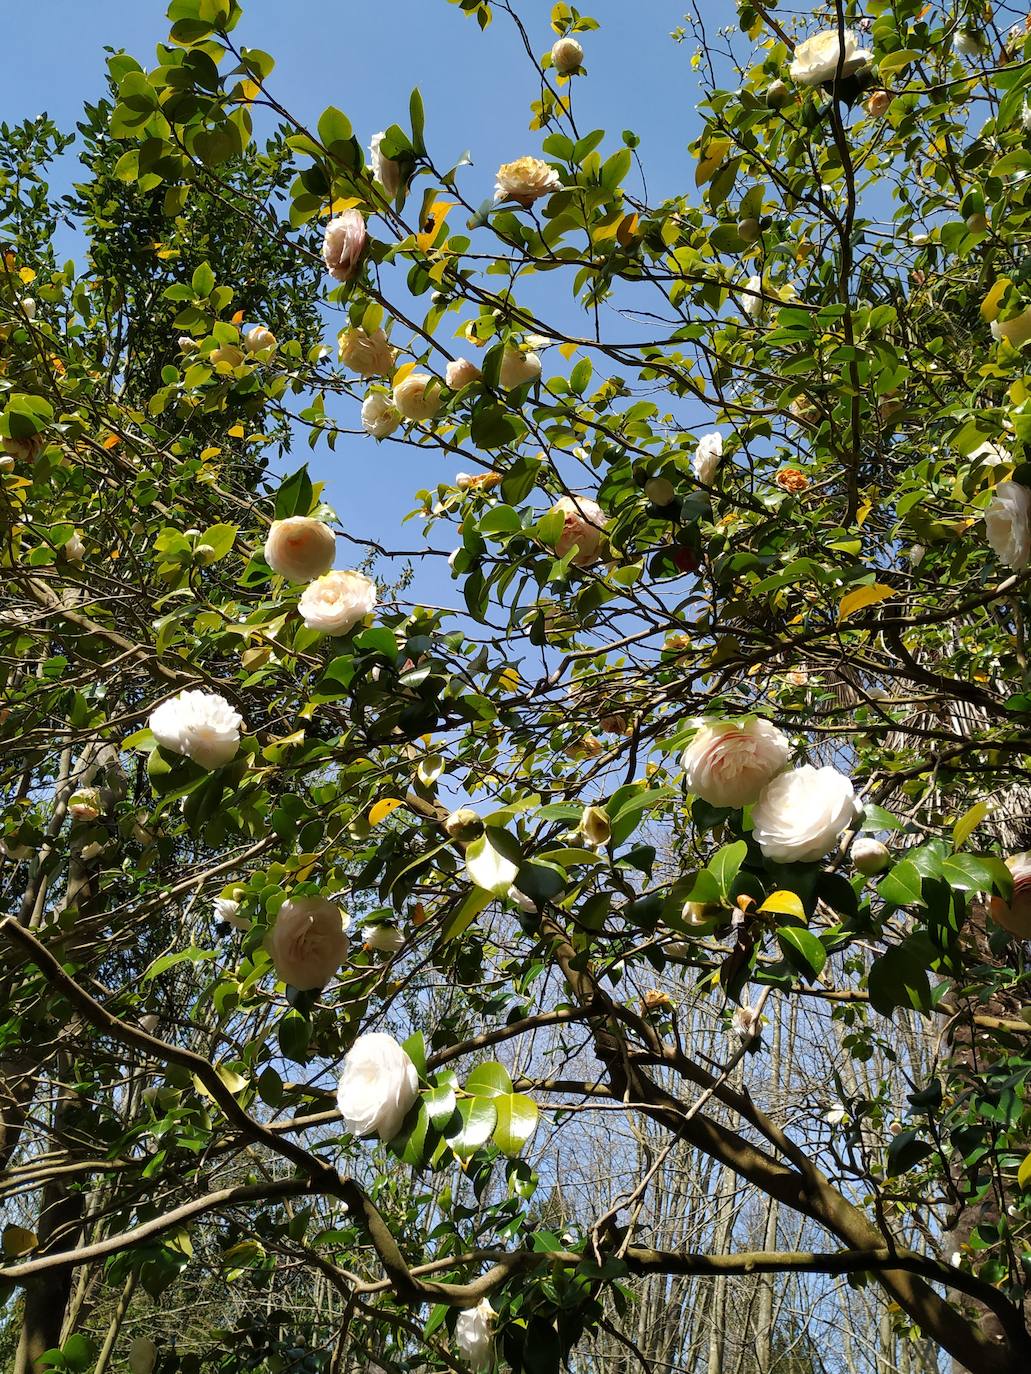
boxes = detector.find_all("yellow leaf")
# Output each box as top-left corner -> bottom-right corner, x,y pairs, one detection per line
240,79 -> 260,103
1019,1151 -> 1031,1189
193,1064 -> 247,1099
953,799 -> 989,850
695,138 -> 732,186
102,434 -> 121,450
498,666 -> 520,692
231,309 -> 244,324
759,890 -> 806,919
981,278 -> 1011,322
392,360 -> 416,386
837,583 -> 895,622
3,1225 -> 37,1256
617,212 -> 639,247
328,197 -> 362,214
228,423 -> 245,438
417,200 -> 457,251
558,341 -> 578,360
856,497 -> 872,527
200,446 -> 222,460
156,248 -> 179,260
369,797 -> 404,826
18,267 -> 35,284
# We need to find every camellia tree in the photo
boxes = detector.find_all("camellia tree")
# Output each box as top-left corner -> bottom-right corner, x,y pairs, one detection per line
3,1 -> 1031,1372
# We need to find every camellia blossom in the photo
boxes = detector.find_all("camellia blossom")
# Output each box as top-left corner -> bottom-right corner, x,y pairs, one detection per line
243,324 -> 276,353
742,275 -> 763,319
990,853 -> 1031,937
267,896 -> 350,990
393,372 -> 443,422
455,1298 -> 496,1371
264,517 -> 336,583
789,29 -> 872,86
369,131 -> 402,198
730,1004 -> 762,1045
17,297 -> 36,322
214,896 -> 249,930
494,155 -> 561,207
339,326 -> 396,377
361,392 -> 401,438
551,36 -> 584,73
149,690 -> 242,770
751,764 -> 861,863
851,837 -> 890,876
498,347 -> 542,391
985,480 -> 1031,570
579,805 -> 611,848
447,357 -> 482,389
336,1032 -> 419,1140
364,924 -> 405,954
68,788 -> 101,822
991,307 -> 1031,347
63,533 -> 85,563
692,432 -> 723,484
322,209 -> 367,282
465,831 -> 518,895
551,495 -> 606,566
298,570 -> 378,635
682,718 -> 791,809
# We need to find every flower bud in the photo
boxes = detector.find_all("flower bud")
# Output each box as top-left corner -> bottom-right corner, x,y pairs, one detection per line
955,29 -> 984,56
866,89 -> 891,117
851,837 -> 890,876
210,343 -> 244,368
766,79 -> 791,109
579,805 -> 611,848
738,217 -> 761,245
645,476 -> 675,506
128,1337 -> 158,1374
551,37 -> 584,73
178,335 -> 197,353
682,901 -> 717,927
445,807 -> 484,844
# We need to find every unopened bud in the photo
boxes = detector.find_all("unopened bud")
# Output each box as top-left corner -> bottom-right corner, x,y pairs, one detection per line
851,837 -> 890,876
445,807 -> 484,843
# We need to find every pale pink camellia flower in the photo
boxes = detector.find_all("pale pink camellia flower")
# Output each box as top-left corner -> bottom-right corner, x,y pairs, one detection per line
264,516 -> 336,583
498,347 -> 542,390
682,717 -> 790,809
446,357 -> 482,390
336,1032 -> 419,1140
243,324 -> 277,353
789,29 -> 872,86
990,853 -> 1031,938
992,307 -> 1031,347
361,391 -> 401,438
298,569 -> 377,636
551,494 -> 606,566
369,132 -> 402,198
751,764 -> 861,863
148,690 -> 242,770
322,209 -> 367,282
364,924 -> 405,955
68,788 -> 101,822
338,326 -> 396,377
985,480 -> 1031,570
692,432 -> 723,485
494,155 -> 562,207
551,36 -> 584,73
267,896 -> 350,990
393,372 -> 443,422
455,1298 -> 497,1372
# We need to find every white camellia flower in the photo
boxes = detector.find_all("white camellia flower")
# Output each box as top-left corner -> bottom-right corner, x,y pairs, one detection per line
851,837 -> 890,876
361,391 -> 401,438
991,307 -> 1031,347
579,805 -> 611,848
322,209 -> 367,281
264,517 -> 336,583
692,432 -> 723,484
455,1298 -> 496,1371
682,717 -> 790,809
730,1004 -> 761,1045
494,156 -> 561,207
970,440 -> 1009,467
267,896 -> 350,990
751,764 -> 861,863
336,1032 -> 419,1140
244,324 -> 277,353
447,357 -> 482,389
824,1101 -> 848,1126
79,840 -> 107,862
339,327 -> 397,377
128,1336 -> 158,1374
742,275 -> 764,319
148,690 -> 242,770
393,372 -> 443,422
551,495 -> 606,566
298,570 -> 378,635
63,533 -> 85,563
551,36 -> 584,73
508,886 -> 537,914
68,787 -> 101,822
364,924 -> 405,954
498,347 -> 542,391
369,131 -> 402,198
985,481 -> 1031,570
214,896 -> 249,930
789,29 -> 872,86
954,29 -> 984,56
466,832 -> 519,896
17,297 -> 36,322
990,852 -> 1031,937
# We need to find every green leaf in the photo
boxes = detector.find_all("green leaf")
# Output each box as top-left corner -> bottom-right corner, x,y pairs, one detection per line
466,1060 -> 513,1097
410,86 -> 426,154
317,105 -> 353,153
191,261 -> 215,297
441,885 -> 491,941
868,939 -> 933,1017
877,860 -> 924,908
709,840 -> 748,898
424,1081 -> 457,1127
886,1129 -> 933,1176
402,1030 -> 426,1077
471,403 -> 526,450
277,1008 -> 310,1062
142,946 -> 216,983
776,926 -> 826,981
493,1093 -> 539,1157
274,466 -> 314,519
447,1097 -> 496,1158
940,852 -> 997,893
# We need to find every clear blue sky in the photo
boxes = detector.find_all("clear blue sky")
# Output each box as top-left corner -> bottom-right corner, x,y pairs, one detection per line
3,0 -> 709,600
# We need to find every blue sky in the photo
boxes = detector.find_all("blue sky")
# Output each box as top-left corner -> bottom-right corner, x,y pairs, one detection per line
3,0 -> 709,601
